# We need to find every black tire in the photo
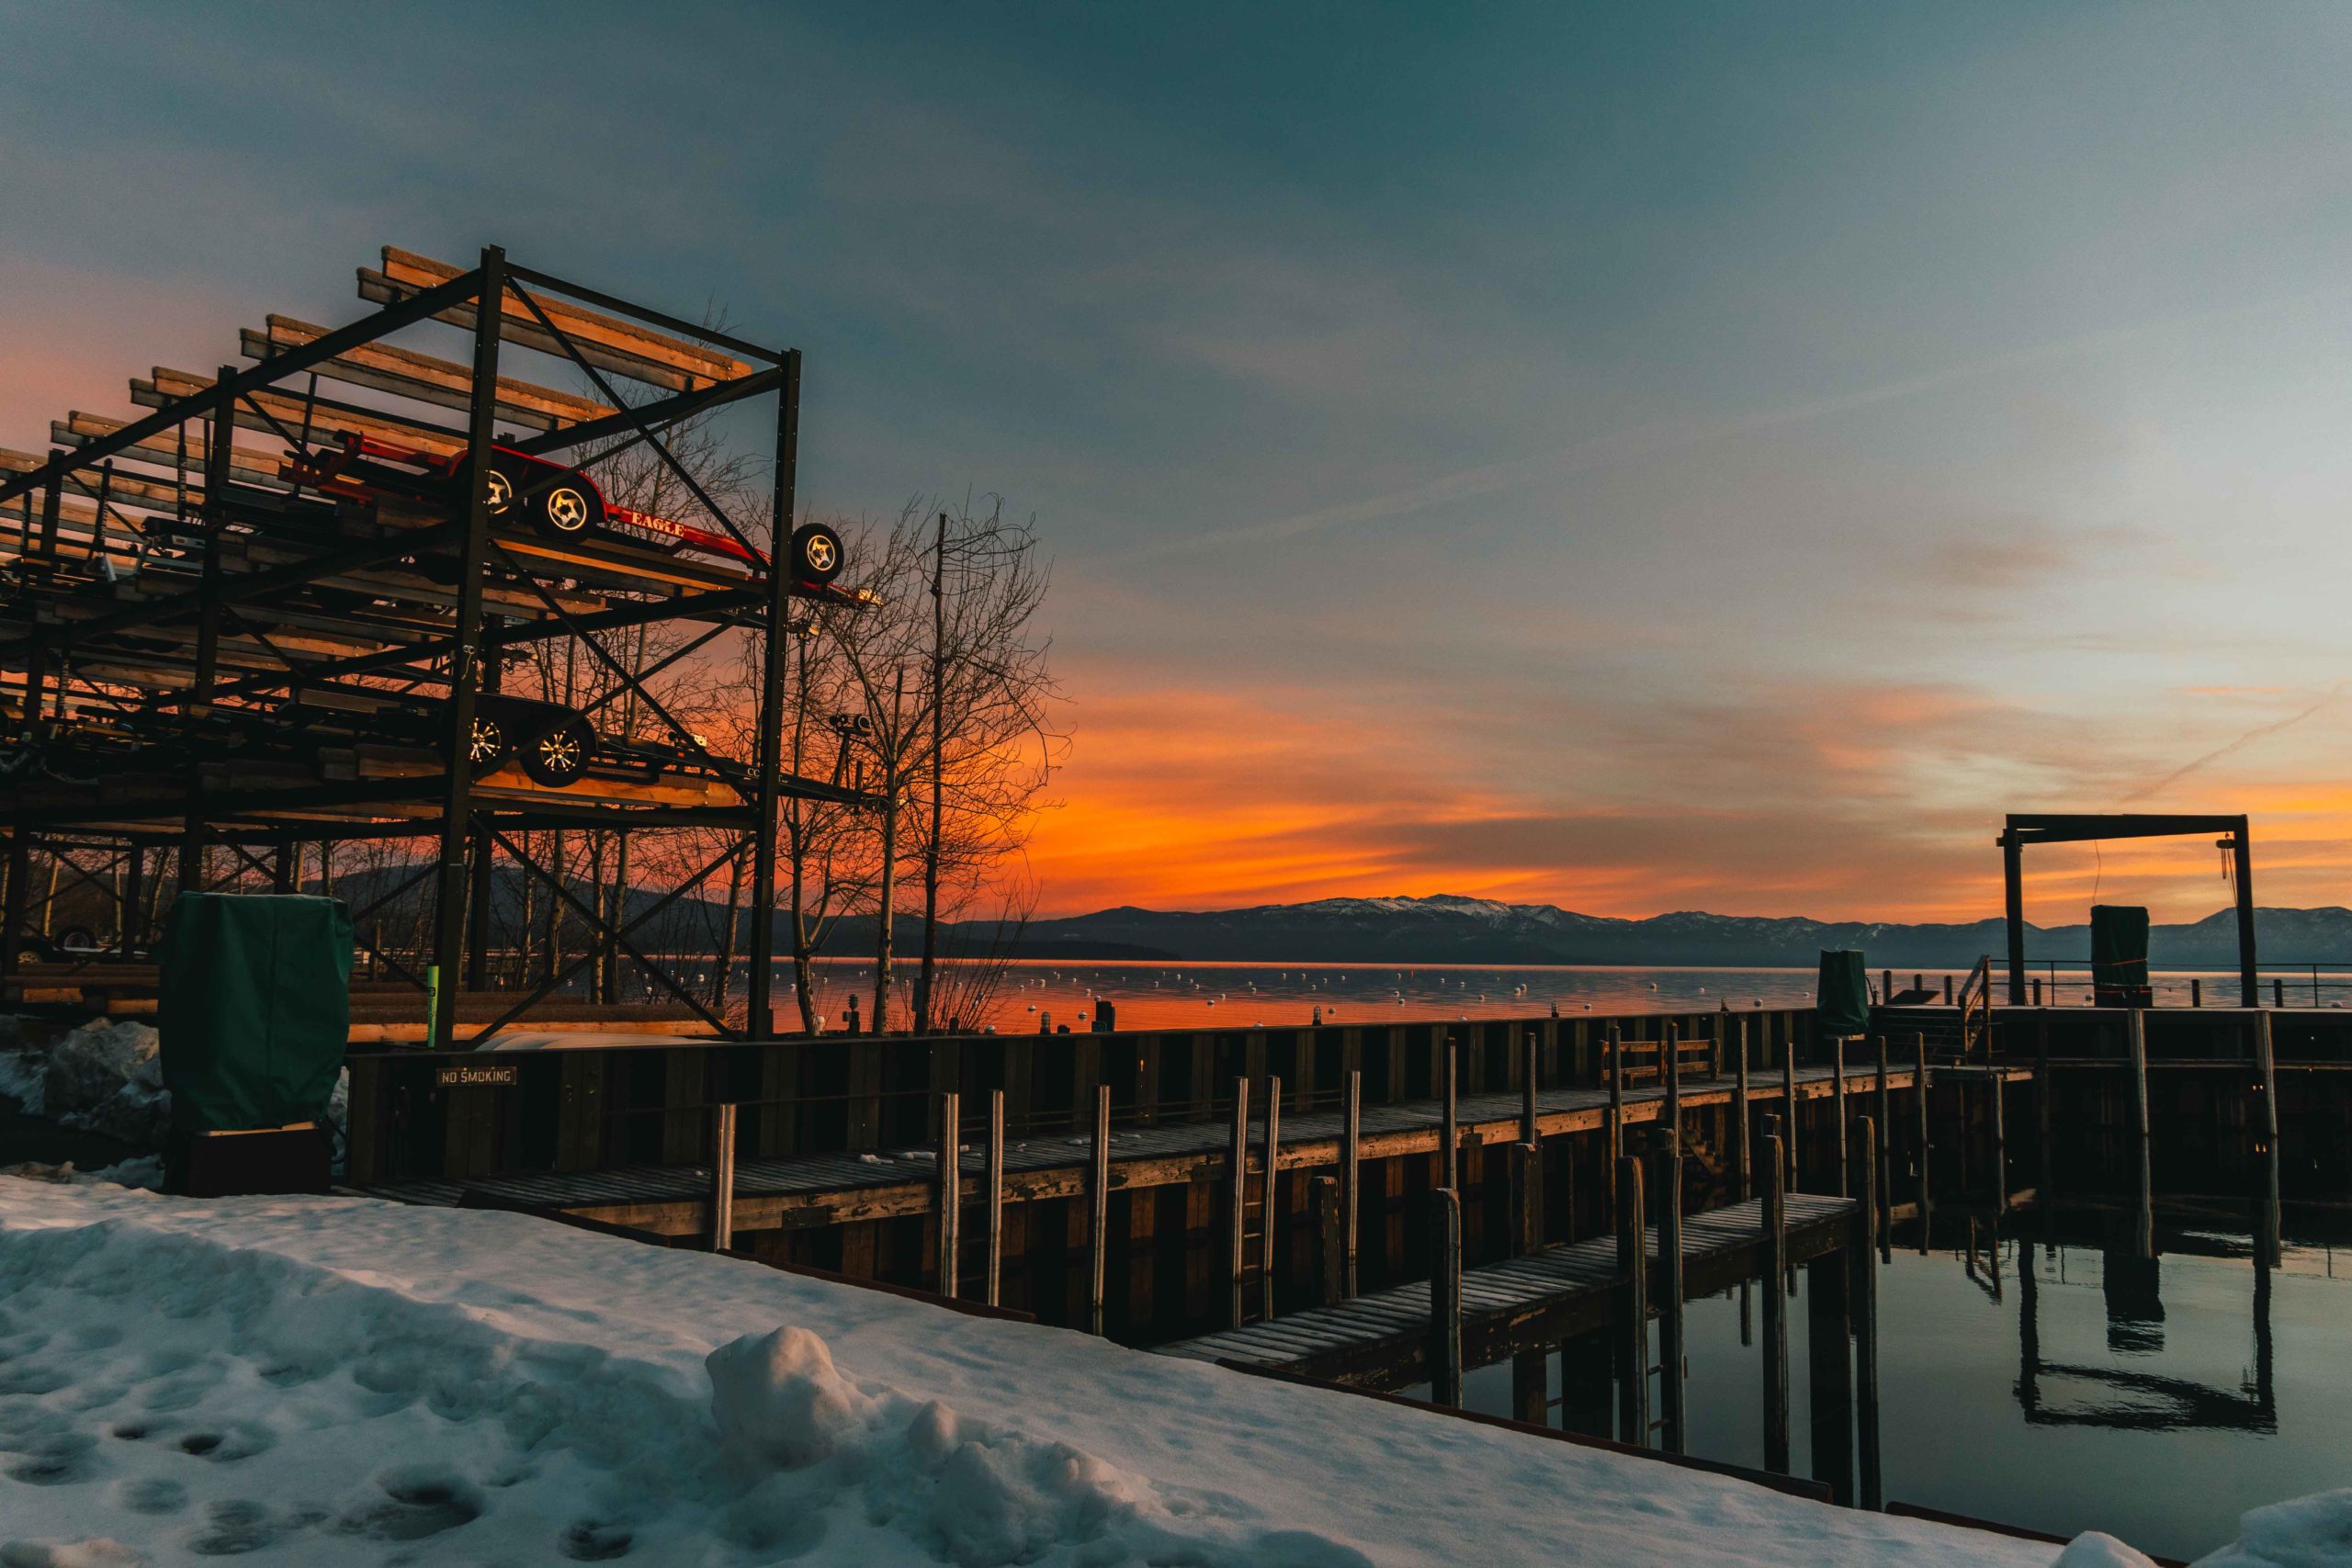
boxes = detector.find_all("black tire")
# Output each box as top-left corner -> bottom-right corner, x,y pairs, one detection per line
53,925 -> 97,954
516,715 -> 595,787
789,522 -> 844,583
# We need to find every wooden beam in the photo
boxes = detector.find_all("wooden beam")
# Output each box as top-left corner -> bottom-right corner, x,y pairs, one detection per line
244,314 -> 614,432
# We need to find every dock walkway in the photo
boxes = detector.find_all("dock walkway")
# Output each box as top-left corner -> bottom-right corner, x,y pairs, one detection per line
1159,1192 -> 1857,1386
356,1059 -> 2013,1238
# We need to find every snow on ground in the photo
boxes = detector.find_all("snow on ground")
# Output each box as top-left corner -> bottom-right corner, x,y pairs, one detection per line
0,1178 -> 2307,1567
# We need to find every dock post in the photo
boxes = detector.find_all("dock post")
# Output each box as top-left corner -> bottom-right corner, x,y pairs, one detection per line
1665,1021 -> 1682,1145
1734,1019 -> 1752,1201
2255,1010 -> 2281,1268
1831,1033 -> 1849,1200
1614,1155 -> 1649,1447
707,1101 -> 737,1253
2128,1010 -> 2154,1258
1510,1142 -> 1544,1255
984,1088 -> 1005,1307
1311,1175 -> 1343,1307
1522,1030 -> 1540,1145
2036,1010 -> 2053,1203
1990,1064 -> 2007,1209
1341,1068 -> 1363,1297
1808,1242 -> 1855,1505
1442,1036 -> 1460,1191
1853,1117 -> 1882,1509
1781,1042 -> 1799,1193
1227,1077 -> 1250,1329
1430,1186 -> 1463,1407
1915,1032 -> 1932,1256
937,1091 -> 961,1297
1089,1083 -> 1111,1333
1760,1131 -> 1790,1474
1562,1332 -> 1614,1438
1260,1076 -> 1282,1320
1874,1034 -> 1892,1263
1606,1025 -> 1625,1214
1659,1139 -> 1687,1455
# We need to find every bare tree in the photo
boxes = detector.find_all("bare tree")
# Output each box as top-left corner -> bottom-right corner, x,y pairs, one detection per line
817,498 -> 1062,1034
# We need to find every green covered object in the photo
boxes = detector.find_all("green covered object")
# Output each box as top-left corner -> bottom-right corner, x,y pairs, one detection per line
157,893 -> 353,1134
2091,904 -> 2152,1006
1816,949 -> 1871,1036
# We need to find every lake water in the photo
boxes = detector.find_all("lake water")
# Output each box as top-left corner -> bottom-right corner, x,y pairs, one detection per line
787,959 -> 2270,1033
1432,1206 -> 2348,1562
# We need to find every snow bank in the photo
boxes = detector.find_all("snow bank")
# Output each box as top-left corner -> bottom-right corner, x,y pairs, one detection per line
2194,1489 -> 2352,1566
0,1016 -> 348,1158
0,1179 -> 2120,1565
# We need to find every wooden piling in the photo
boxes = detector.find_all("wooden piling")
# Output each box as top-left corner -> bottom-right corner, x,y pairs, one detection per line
984,1088 -> 1005,1307
1510,1142 -> 1544,1256
1089,1083 -> 1112,1333
1562,1330 -> 1615,1438
1781,1043 -> 1799,1193
1442,1037 -> 1460,1191
707,1101 -> 736,1253
1760,1131 -> 1790,1474
1606,1025 -> 1625,1213
937,1090 -> 961,1298
1989,1066 -> 2007,1208
2255,1010 -> 2281,1268
1915,1032 -> 1931,1256
1341,1069 -> 1363,1297
1734,1019 -> 1752,1201
1658,1140 -> 1687,1456
1521,1030 -> 1540,1145
1852,1117 -> 1883,1510
1873,1034 -> 1892,1263
1260,1075 -> 1282,1319
2128,1009 -> 2154,1258
1830,1034 -> 1848,1199
1806,1247 -> 1854,1505
1665,1021 -> 1682,1145
1615,1155 -> 1649,1447
1227,1077 -> 1250,1329
1430,1186 -> 1463,1407
1310,1175 -> 1343,1307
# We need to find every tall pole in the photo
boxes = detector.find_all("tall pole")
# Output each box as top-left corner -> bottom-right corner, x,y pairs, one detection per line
745,350 -> 802,1040
179,371 -> 236,893
2233,821 -> 2259,1009
429,248 -> 505,1051
2003,827 -> 2028,1005
918,510 -> 945,1034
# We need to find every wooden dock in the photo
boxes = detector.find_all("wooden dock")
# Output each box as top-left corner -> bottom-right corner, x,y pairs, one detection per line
1159,1191 -> 1856,1387
361,1058 -> 1996,1236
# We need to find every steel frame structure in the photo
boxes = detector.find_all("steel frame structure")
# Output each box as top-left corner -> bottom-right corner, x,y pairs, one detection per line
0,245 -> 867,1046
1997,813 -> 2256,1008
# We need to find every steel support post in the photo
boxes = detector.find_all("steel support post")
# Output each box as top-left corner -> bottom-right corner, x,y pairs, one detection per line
428,247 -> 506,1051
744,350 -> 801,1040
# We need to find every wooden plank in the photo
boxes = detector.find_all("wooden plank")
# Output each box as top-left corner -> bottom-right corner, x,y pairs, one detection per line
360,250 -> 748,394
136,367 -> 465,457
245,315 -> 614,432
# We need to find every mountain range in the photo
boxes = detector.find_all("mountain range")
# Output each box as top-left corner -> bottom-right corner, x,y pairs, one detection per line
1013,894 -> 2352,968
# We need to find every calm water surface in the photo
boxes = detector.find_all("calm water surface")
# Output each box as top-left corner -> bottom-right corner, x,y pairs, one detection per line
782,959 -> 2274,1032
1440,1210 -> 2348,1562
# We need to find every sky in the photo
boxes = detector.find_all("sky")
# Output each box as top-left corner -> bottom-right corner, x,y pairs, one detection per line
6,2 -> 2352,924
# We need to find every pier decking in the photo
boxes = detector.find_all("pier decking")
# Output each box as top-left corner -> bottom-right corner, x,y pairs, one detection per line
356,1058 -> 2014,1236
1161,1191 -> 1857,1387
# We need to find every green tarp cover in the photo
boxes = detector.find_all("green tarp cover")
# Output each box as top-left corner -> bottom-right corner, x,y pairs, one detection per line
1816,949 -> 1871,1036
157,893 -> 353,1134
2091,904 -> 2152,998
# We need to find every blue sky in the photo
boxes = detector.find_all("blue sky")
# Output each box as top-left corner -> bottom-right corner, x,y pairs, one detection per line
7,2 -> 2352,919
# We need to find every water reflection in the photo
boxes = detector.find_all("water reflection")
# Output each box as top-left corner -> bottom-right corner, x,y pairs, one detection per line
2015,1231 -> 2276,1434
